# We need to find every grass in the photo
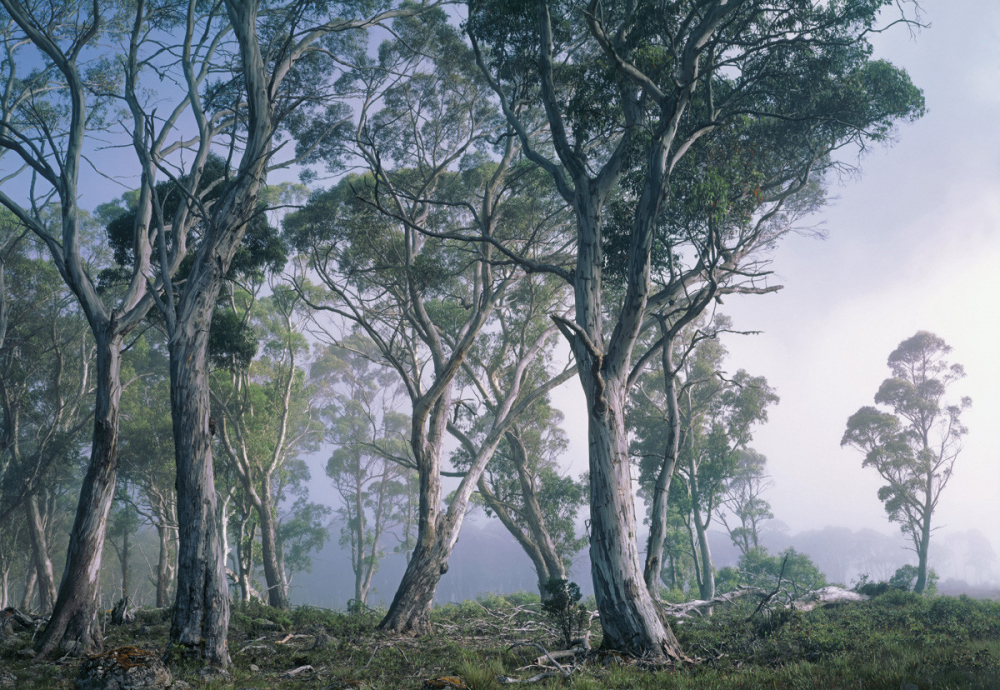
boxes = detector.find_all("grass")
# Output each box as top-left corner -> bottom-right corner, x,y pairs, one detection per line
2,590 -> 999,688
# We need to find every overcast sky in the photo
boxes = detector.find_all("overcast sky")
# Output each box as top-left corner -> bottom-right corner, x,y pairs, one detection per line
552,0 -> 1000,549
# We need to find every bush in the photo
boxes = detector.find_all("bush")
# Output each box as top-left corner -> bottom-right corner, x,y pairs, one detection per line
541,579 -> 588,648
718,547 -> 826,594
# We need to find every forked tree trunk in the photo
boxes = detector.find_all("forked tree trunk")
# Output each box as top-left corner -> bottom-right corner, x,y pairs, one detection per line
36,330 -> 123,658
643,342 -> 680,599
26,495 -> 57,613
584,374 -> 683,660
168,322 -> 230,667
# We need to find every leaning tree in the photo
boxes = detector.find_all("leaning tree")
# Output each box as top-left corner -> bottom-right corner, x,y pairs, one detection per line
468,0 -> 925,659
842,331 -> 970,594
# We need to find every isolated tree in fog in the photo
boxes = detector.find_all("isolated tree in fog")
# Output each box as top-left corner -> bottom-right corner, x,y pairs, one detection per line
842,331 -> 970,595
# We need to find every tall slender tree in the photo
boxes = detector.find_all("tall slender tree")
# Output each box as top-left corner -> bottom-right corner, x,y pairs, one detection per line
842,331 -> 969,594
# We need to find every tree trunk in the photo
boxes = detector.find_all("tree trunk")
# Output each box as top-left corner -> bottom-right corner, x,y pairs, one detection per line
155,522 -> 171,609
914,481 -> 932,594
36,329 -> 123,658
377,534 -> 450,634
256,483 -> 289,609
168,324 -> 230,667
26,495 -> 56,613
643,341 -> 680,600
692,504 -> 714,601
20,569 -> 36,611
585,376 -> 683,660
120,526 -> 130,602
379,393 -> 451,634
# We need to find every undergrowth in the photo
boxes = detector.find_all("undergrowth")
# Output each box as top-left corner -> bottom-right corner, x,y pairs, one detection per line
1,589 -> 998,689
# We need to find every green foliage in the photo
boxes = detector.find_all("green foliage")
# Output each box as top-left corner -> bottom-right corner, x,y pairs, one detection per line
718,546 -> 826,594
541,579 -> 588,649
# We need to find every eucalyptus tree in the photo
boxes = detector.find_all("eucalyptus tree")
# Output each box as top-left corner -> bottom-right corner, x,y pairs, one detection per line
211,285 -> 321,609
90,0 -> 437,664
116,336 -> 177,608
287,8 -> 574,633
0,1 -> 177,655
467,0 -> 924,658
0,234 -> 93,615
719,448 -> 773,557
631,323 -> 776,599
316,337 -> 415,608
450,276 -> 586,599
842,331 -> 970,594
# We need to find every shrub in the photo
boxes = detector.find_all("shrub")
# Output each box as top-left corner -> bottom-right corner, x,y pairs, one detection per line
541,579 -> 588,648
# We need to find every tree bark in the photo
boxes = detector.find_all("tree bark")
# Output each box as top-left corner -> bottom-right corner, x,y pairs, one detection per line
256,482 -> 289,609
584,375 -> 683,660
26,495 -> 56,614
168,322 -> 230,667
36,329 -> 123,658
120,526 -> 130,602
692,502 -> 715,601
914,473 -> 933,594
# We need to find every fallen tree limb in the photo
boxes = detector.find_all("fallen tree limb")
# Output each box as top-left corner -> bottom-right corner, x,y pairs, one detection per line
661,587 -> 766,620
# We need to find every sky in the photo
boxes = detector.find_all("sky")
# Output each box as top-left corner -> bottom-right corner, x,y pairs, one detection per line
551,0 -> 1000,550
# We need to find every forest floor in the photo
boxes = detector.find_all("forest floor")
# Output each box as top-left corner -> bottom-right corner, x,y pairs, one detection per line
2,589 -> 1000,689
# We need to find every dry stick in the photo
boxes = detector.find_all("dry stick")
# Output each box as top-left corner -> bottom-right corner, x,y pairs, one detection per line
507,642 -> 571,677
497,671 -> 564,684
746,554 -> 790,622
363,644 -> 380,670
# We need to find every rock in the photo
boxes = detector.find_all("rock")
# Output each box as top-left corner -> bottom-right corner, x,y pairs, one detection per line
249,664 -> 260,672
75,647 -> 171,690
791,586 -> 868,612
422,677 -> 468,690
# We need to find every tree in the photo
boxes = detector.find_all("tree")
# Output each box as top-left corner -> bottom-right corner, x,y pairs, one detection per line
288,10 -> 574,633
468,0 -> 924,659
0,230 -> 92,615
719,448 -> 773,557
451,277 -> 586,599
117,0 -> 436,664
212,286 -> 319,609
842,331 -> 969,594
0,1 -> 176,655
631,322 -> 777,599
318,337 -> 414,607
